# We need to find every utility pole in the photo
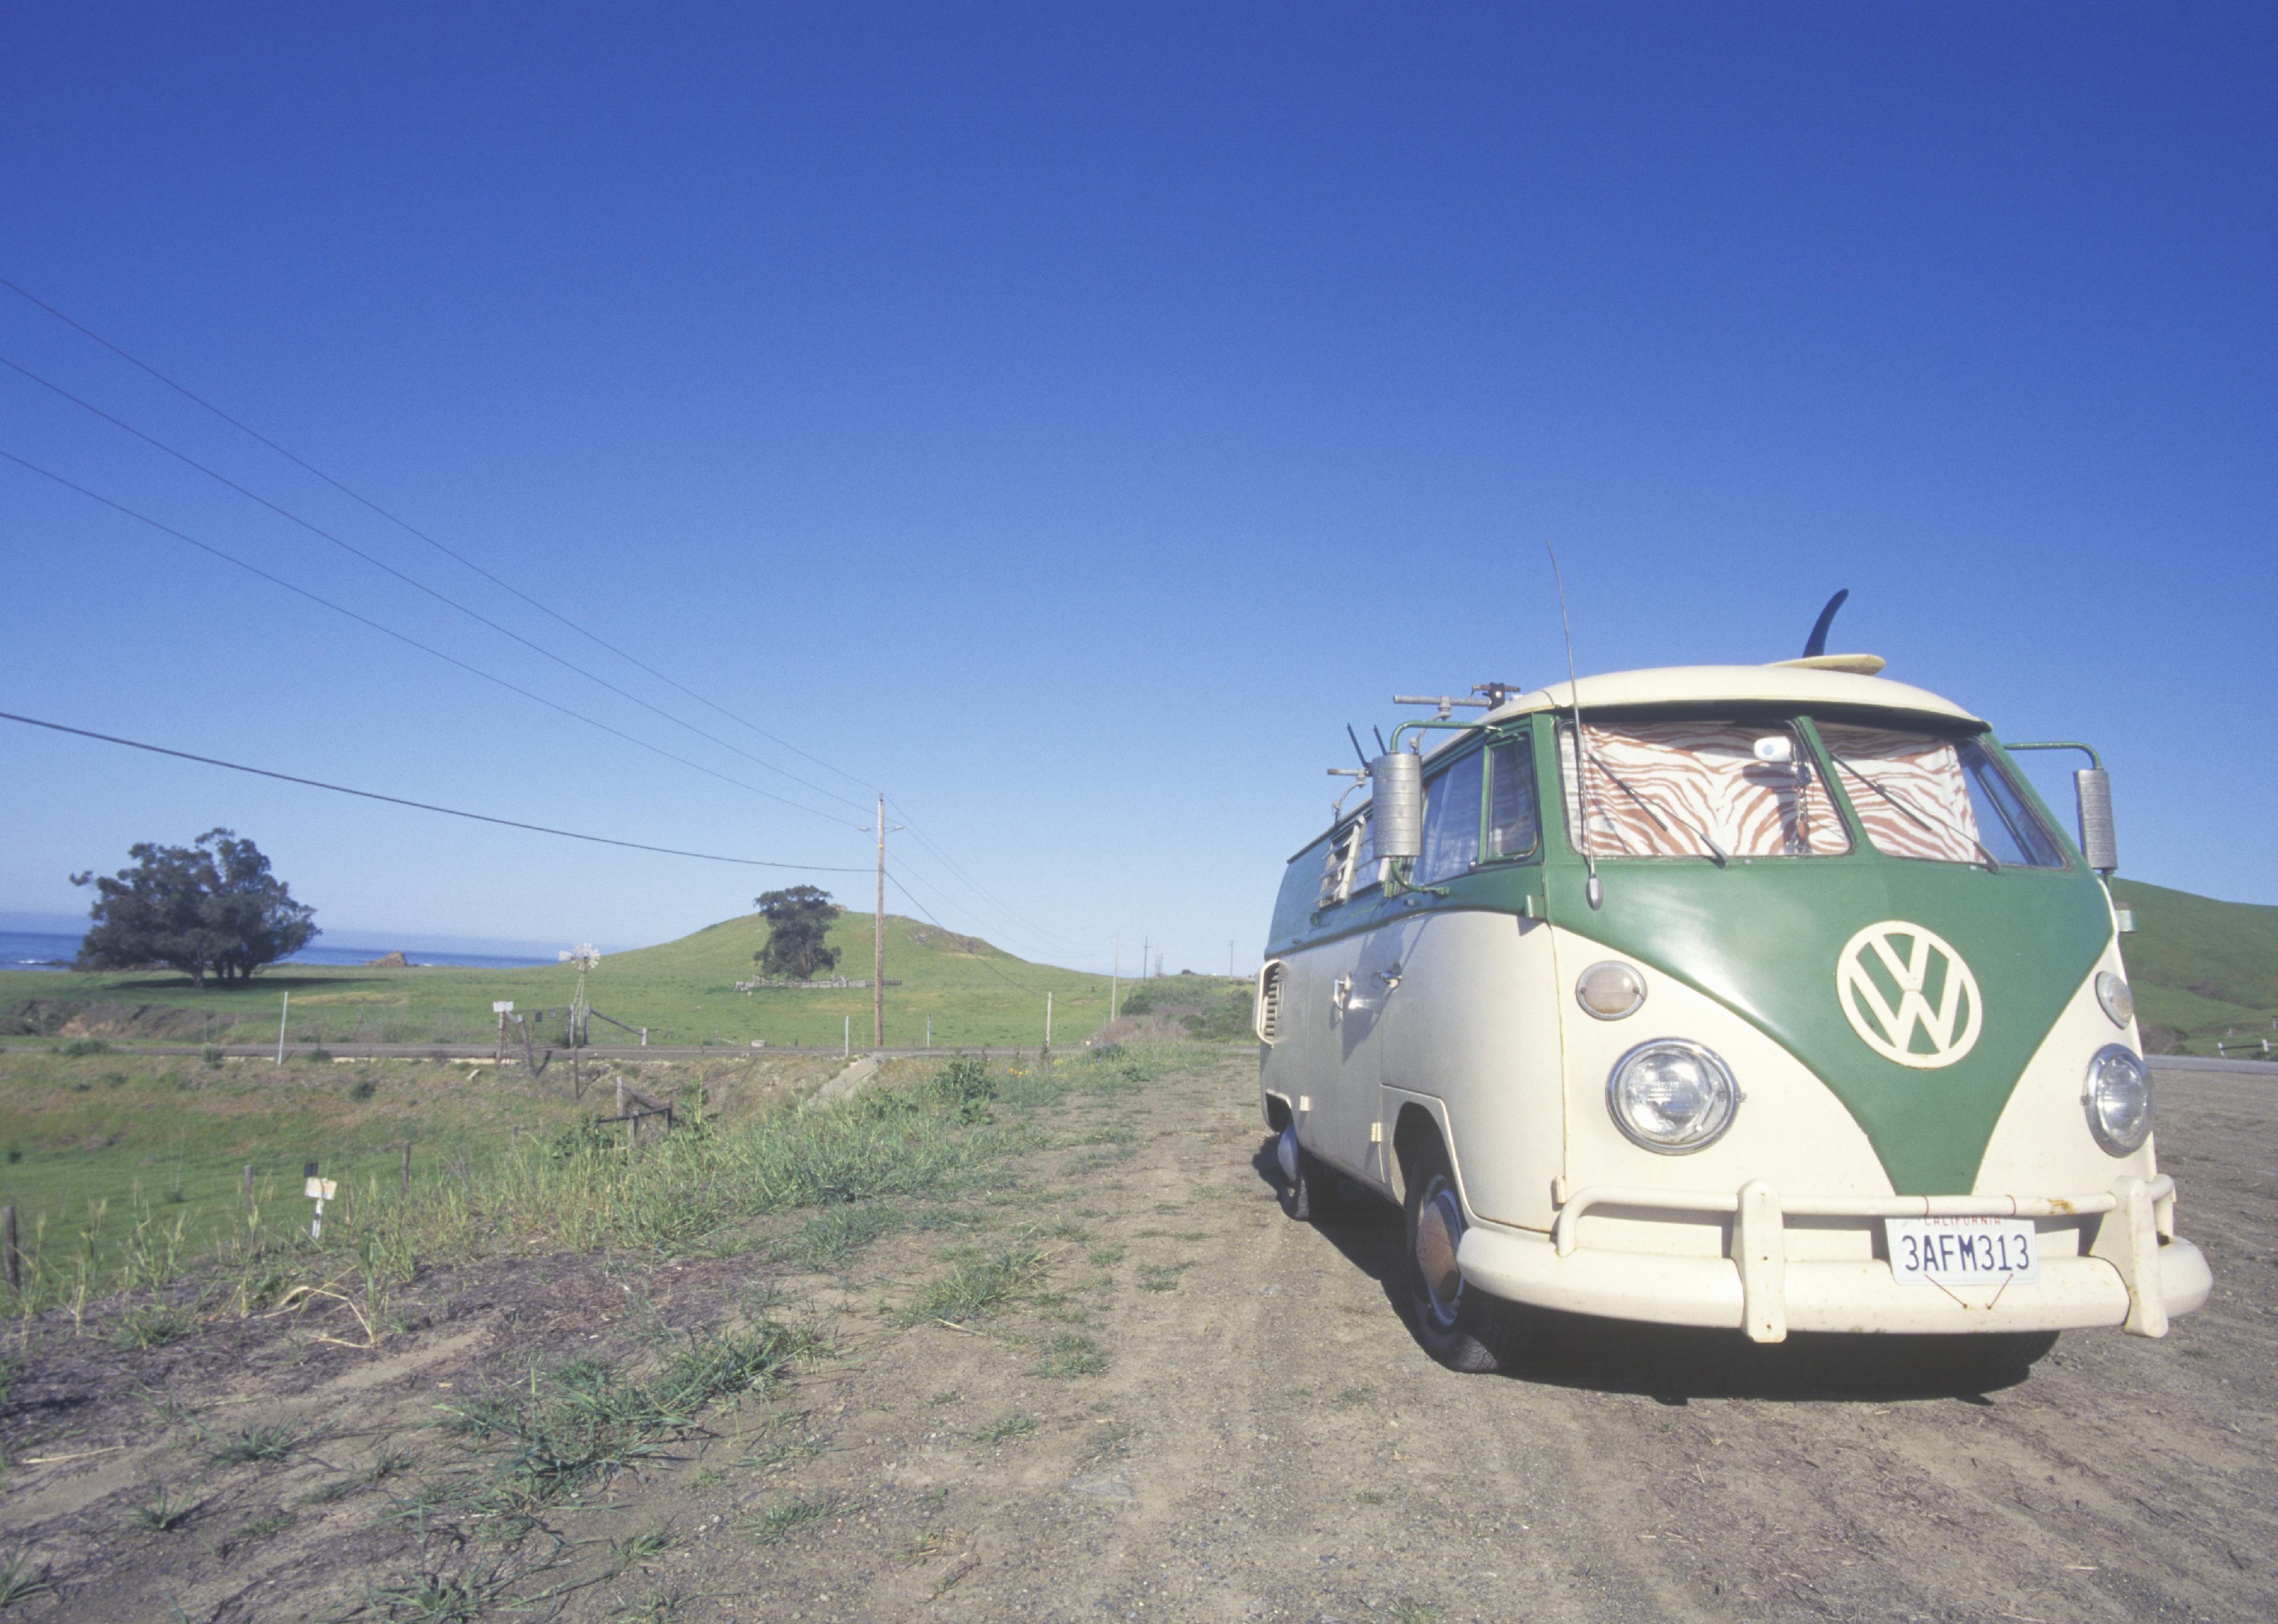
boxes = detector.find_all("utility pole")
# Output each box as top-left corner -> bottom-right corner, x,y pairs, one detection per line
874,794 -> 886,1050
1111,934 -> 1119,1022
862,794 -> 901,1050
1141,936 -> 1148,984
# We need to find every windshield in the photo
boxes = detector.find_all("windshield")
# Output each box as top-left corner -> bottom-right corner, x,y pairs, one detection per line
1559,720 -> 1850,859
1814,724 -> 2068,868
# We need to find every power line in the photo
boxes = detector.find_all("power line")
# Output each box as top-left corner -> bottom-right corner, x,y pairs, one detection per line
0,710 -> 866,872
883,871 -> 1047,996
0,350 -> 872,817
2,276 -> 1090,952
0,274 -> 879,799
887,799 -> 1088,948
0,448 -> 851,825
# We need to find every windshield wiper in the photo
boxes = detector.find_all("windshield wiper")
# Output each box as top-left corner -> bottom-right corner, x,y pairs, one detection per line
1829,754 -> 2001,872
1581,745 -> 1730,867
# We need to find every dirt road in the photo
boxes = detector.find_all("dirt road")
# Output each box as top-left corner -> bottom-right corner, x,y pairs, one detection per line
6,1052 -> 2272,1621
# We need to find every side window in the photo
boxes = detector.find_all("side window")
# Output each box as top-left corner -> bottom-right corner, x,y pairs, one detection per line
1414,750 -> 1484,885
1485,735 -> 1540,860
1316,810 -> 1387,911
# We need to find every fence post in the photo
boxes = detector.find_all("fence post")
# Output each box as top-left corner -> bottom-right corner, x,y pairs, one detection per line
844,1015 -> 851,1057
400,1141 -> 412,1198
3,1204 -> 19,1296
276,990 -> 290,1065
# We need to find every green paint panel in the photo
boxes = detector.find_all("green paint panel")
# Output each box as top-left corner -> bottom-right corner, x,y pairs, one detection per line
1540,859 -> 2110,1194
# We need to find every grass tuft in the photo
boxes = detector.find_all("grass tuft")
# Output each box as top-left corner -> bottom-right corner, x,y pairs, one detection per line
741,1495 -> 843,1545
973,1412 -> 1036,1443
126,1488 -> 198,1532
112,1303 -> 197,1350
0,1551 -> 51,1606
1032,1332 -> 1109,1378
895,1246 -> 1045,1325
210,1425 -> 299,1466
609,1523 -> 678,1570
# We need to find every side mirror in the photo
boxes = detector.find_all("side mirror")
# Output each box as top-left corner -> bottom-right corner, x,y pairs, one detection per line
2075,769 -> 2117,873
1373,753 -> 1423,860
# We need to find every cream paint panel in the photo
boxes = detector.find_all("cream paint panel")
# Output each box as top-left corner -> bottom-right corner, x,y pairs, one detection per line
1378,908 -> 1566,1230
1975,936 -> 2158,1194
1259,937 -> 1343,1135
1274,932 -> 1371,1164
1548,924 -> 1897,1222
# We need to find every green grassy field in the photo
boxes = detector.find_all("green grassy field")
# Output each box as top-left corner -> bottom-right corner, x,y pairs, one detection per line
2114,879 -> 2278,1052
0,1041 -> 999,1307
0,912 -> 1244,1052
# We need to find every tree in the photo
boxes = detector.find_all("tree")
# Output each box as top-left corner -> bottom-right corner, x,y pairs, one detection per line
71,829 -> 319,988
753,886 -> 841,980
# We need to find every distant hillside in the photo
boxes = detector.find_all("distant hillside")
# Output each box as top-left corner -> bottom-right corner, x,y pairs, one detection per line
2114,879 -> 2278,1053
0,911 -> 1156,1050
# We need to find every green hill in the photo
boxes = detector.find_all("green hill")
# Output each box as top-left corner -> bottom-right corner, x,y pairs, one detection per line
2114,879 -> 2278,1054
0,912 -> 1208,1051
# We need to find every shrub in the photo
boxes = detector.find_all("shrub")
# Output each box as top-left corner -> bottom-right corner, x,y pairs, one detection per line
201,1044 -> 224,1066
348,1078 -> 375,1101
932,1058 -> 995,1103
308,1047 -> 335,1064
60,1038 -> 112,1057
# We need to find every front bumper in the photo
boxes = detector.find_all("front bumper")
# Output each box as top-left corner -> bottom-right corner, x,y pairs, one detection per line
1455,1173 -> 2211,1342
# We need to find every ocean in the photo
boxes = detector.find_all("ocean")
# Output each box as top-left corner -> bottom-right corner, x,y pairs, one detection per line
0,930 -> 553,973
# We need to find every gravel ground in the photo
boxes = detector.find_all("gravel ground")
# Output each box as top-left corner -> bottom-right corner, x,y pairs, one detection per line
3,1053 -> 2269,1622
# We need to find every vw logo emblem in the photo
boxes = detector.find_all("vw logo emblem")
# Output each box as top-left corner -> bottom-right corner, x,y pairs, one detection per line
1836,921 -> 1983,1069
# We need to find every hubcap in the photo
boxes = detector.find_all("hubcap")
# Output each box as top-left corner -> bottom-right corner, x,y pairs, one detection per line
1415,1174 -> 1465,1329
1276,1123 -> 1301,1188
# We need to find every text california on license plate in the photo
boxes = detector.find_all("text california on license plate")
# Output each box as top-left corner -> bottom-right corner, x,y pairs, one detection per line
1884,1217 -> 2040,1287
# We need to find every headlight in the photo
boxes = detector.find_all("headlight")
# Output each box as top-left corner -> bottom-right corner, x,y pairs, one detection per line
1575,961 -> 1647,1020
2083,1044 -> 2153,1155
1607,1039 -> 1738,1153
2094,970 -> 2135,1028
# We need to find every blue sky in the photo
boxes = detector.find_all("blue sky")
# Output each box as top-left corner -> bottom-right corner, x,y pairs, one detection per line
2,5 -> 2272,971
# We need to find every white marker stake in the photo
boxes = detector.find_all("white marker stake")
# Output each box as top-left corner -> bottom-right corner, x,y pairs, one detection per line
276,990 -> 290,1064
844,1015 -> 851,1057
303,1162 -> 337,1239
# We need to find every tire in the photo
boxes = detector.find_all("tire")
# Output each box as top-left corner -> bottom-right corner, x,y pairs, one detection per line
1402,1132 -> 1521,1373
1275,1121 -> 1337,1221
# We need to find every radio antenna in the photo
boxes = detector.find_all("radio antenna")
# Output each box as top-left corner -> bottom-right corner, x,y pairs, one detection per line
1345,724 -> 1370,768
1547,542 -> 1602,909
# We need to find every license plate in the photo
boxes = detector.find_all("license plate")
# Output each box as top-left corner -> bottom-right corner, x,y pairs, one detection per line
1885,1217 -> 2039,1286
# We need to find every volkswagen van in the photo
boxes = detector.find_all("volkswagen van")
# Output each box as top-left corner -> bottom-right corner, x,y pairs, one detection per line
1255,653 -> 2211,1373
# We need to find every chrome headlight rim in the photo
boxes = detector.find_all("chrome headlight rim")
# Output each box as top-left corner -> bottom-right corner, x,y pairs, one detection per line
1606,1037 -> 1740,1155
2082,1042 -> 2153,1156
1575,960 -> 1648,1021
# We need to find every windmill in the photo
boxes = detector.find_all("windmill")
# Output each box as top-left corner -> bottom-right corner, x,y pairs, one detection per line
558,942 -> 601,1046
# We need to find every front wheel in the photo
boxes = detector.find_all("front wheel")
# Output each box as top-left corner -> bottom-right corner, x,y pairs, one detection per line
1403,1133 -> 1522,1373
